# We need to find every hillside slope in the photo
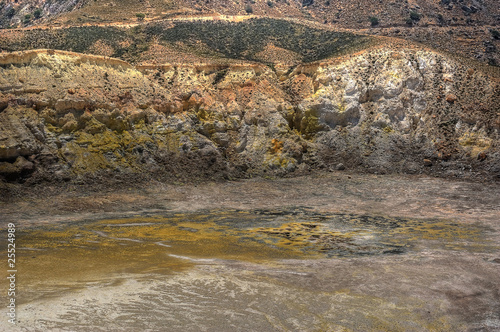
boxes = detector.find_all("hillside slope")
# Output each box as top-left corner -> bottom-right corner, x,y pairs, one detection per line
1,0 -> 498,66
0,18 -> 374,65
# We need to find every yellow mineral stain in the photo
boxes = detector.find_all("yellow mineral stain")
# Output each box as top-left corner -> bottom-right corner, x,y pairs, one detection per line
16,216 -> 321,297
458,132 -> 492,157
13,212 -> 493,306
250,222 -> 354,256
385,219 -> 491,252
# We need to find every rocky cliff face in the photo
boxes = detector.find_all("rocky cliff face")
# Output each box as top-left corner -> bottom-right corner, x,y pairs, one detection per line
0,48 -> 499,185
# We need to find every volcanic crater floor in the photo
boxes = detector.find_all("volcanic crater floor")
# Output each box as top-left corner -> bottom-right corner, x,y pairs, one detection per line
1,173 -> 500,331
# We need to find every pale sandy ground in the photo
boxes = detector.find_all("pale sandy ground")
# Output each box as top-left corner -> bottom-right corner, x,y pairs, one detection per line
1,172 -> 499,331
2,172 -> 500,226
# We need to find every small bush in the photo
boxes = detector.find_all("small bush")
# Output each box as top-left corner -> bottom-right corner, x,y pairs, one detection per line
136,13 -> 146,20
490,29 -> 500,40
436,13 -> 445,25
369,16 -> 379,27
131,25 -> 143,34
33,9 -> 42,19
410,11 -> 421,21
245,4 -> 253,13
23,14 -> 31,24
6,7 -> 15,18
267,1 -> 274,7
487,58 -> 498,67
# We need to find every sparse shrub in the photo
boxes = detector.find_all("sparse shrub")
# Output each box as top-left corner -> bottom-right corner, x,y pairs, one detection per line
136,13 -> 145,21
245,4 -> 253,13
369,16 -> 379,27
131,25 -> 143,34
436,13 -> 445,25
23,14 -> 31,24
484,40 -> 496,53
410,11 -> 421,21
487,58 -> 498,67
490,29 -> 500,40
267,1 -> 274,7
6,7 -> 15,18
33,9 -> 42,19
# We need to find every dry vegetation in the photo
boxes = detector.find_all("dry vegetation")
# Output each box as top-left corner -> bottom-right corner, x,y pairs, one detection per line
0,0 -> 497,66
0,18 -> 373,65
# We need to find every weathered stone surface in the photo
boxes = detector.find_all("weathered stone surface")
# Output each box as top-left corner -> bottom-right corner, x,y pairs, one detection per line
0,49 -> 498,183
0,107 -> 44,160
446,94 -> 458,103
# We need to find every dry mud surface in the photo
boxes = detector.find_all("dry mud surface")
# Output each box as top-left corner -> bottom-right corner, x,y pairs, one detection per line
1,172 -> 500,331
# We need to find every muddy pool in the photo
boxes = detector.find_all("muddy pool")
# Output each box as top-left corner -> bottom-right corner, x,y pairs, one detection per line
1,173 -> 499,331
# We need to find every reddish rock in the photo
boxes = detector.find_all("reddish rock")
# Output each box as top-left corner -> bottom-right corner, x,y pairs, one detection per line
477,152 -> 487,161
445,94 -> 457,103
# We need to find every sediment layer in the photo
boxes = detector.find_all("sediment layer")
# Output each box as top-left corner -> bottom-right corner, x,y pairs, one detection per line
0,47 -> 499,185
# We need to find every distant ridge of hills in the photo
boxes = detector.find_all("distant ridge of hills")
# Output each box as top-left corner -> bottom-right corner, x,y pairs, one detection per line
0,0 -> 498,66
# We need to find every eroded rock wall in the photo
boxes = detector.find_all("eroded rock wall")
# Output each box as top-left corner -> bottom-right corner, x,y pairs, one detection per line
299,49 -> 500,175
0,49 -> 498,184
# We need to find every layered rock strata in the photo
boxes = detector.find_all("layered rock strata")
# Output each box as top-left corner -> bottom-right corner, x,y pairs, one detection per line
0,48 -> 498,184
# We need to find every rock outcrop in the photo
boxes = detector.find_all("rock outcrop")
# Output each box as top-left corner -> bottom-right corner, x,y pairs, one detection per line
0,48 -> 498,184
